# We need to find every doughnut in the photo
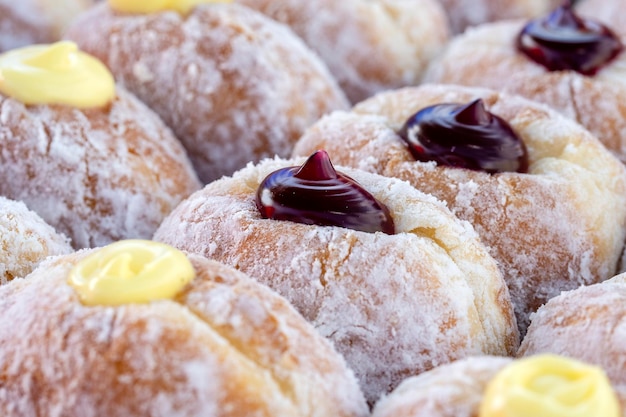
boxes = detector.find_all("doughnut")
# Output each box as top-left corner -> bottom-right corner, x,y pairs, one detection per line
291,83 -> 626,335
576,0 -> 626,38
234,0 -> 450,103
0,239 -> 369,417
436,0 -> 561,34
0,0 -> 95,52
64,0 -> 350,183
424,2 -> 626,165
0,196 -> 72,284
153,152 -> 520,404
371,354 -> 623,417
519,272 -> 626,392
0,41 -> 201,249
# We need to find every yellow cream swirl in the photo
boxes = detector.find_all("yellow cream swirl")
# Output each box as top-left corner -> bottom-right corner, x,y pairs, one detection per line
479,354 -> 620,417
0,41 -> 115,108
108,0 -> 232,15
68,240 -> 195,306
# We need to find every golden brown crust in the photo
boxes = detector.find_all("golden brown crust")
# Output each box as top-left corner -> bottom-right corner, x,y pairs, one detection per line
0,87 -> 201,249
154,156 -> 519,404
292,83 -> 626,335
518,274 -> 626,390
424,19 -> 626,165
0,251 -> 368,417
235,0 -> 450,103
64,3 -> 349,183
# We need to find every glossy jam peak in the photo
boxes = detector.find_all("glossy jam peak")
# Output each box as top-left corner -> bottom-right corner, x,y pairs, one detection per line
256,151 -> 395,234
398,99 -> 529,174
516,2 -> 623,75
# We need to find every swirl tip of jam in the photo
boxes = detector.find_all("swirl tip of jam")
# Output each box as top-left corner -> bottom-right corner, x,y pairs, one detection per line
256,151 -> 395,235
516,1 -> 623,75
398,99 -> 529,174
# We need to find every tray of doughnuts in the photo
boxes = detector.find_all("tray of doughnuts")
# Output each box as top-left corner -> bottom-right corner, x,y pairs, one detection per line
1,0 -> 626,415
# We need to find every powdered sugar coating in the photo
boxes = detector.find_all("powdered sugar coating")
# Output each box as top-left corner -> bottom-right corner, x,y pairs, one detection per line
65,3 -> 349,183
154,156 -> 519,404
436,0 -> 561,34
371,356 -> 512,417
293,83 -> 626,335
0,251 -> 368,417
519,277 -> 626,395
424,19 -> 626,165
576,0 -> 626,38
0,0 -> 94,52
0,87 -> 201,249
0,196 -> 72,284
235,0 -> 450,103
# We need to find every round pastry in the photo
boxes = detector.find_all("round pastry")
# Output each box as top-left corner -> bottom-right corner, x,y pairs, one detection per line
0,41 -> 201,249
292,83 -> 626,335
64,0 -> 349,183
0,195 -> 72,284
424,2 -> 626,165
0,239 -> 369,417
234,0 -> 450,103
153,151 -> 520,404
436,0 -> 561,35
576,0 -> 626,38
371,354 -> 623,417
518,272 -> 626,391
0,0 -> 95,52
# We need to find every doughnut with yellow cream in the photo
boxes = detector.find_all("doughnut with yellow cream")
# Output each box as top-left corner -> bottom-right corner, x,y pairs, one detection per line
0,41 -> 201,249
0,239 -> 369,417
371,354 -> 623,417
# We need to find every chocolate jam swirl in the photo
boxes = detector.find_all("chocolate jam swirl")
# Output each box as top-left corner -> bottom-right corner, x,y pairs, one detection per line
256,150 -> 395,234
516,2 -> 623,75
398,99 -> 529,174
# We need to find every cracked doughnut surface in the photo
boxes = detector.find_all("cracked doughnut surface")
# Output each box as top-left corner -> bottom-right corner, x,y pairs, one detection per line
424,19 -> 626,165
0,196 -> 72,284
234,0 -> 450,103
0,87 -> 201,250
0,251 -> 368,417
65,2 -> 349,183
518,273 -> 626,391
292,83 -> 626,335
153,157 -> 519,404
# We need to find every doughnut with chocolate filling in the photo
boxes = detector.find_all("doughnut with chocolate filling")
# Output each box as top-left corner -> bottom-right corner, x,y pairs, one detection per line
424,2 -> 626,165
234,0 -> 450,103
153,152 -> 519,404
0,196 -> 72,284
64,0 -> 349,183
292,83 -> 626,335
0,41 -> 201,249
0,240 -> 369,417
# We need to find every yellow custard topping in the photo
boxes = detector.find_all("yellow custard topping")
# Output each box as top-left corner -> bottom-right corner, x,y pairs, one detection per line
479,354 -> 620,417
0,41 -> 115,108
68,240 -> 195,306
108,0 -> 232,15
